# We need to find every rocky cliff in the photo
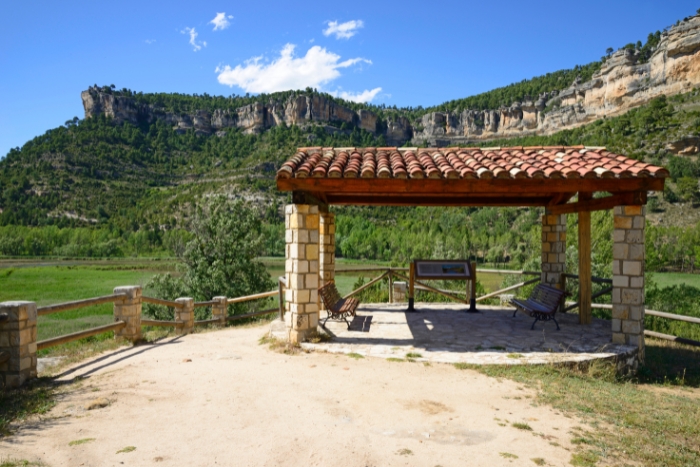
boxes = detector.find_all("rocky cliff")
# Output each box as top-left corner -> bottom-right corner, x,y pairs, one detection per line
82,14 -> 700,146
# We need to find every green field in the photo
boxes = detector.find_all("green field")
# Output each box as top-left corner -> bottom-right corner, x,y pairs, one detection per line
0,261 -> 175,342
650,271 -> 700,289
4,258 -> 696,352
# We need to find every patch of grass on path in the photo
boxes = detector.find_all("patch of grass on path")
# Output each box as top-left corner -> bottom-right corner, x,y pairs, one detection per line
0,459 -> 45,467
68,438 -> 95,446
455,340 -> 700,467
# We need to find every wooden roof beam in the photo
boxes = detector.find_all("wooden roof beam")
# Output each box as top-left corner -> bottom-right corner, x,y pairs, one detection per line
548,191 -> 647,215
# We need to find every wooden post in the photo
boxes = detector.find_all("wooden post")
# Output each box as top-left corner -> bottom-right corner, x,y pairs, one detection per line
468,261 -> 478,312
578,192 -> 593,325
278,280 -> 285,321
388,270 -> 394,304
408,263 -> 415,312
558,274 -> 567,313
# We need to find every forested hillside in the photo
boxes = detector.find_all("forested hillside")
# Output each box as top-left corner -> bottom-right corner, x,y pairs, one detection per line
2,85 -> 700,275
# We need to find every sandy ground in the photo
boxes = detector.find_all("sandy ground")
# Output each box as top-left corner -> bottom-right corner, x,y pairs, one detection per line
2,324 -> 587,467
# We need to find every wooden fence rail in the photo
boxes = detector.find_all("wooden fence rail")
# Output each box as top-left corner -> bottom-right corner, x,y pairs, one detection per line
141,319 -> 177,327
37,293 -> 127,316
37,321 -> 126,351
142,296 -> 184,308
226,308 -> 278,322
227,290 -> 277,304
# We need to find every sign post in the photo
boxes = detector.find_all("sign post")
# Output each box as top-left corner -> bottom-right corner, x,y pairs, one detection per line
408,260 -> 477,313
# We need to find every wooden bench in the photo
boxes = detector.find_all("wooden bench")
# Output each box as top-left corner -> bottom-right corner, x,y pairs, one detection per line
510,283 -> 565,330
319,282 -> 359,329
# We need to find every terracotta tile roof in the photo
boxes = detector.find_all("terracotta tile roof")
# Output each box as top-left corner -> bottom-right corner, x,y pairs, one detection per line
276,146 -> 669,181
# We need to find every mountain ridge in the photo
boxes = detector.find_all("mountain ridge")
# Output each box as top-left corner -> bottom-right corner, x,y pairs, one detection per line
81,14 -> 700,147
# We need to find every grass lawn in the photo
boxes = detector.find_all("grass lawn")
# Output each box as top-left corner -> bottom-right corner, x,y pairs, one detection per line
651,271 -> 700,289
458,338 -> 700,467
0,262 -> 173,347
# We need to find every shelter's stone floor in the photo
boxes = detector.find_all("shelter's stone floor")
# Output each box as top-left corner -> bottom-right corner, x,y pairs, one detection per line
302,303 -> 637,365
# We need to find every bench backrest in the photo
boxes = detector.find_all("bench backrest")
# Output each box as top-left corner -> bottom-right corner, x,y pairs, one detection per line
528,283 -> 565,311
319,282 -> 342,310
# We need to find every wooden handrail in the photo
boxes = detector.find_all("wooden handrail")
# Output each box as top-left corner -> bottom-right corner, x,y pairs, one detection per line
478,269 -> 539,276
343,271 -> 389,299
194,318 -> 221,326
193,300 -> 218,308
644,330 -> 700,347
226,308 -> 278,321
141,319 -> 178,327
227,290 -> 277,304
142,296 -> 185,308
37,294 -> 128,316
392,271 -> 467,304
590,304 -> 700,325
563,273 -> 612,284
563,287 -> 613,313
37,321 -> 126,350
335,267 -> 408,273
475,277 -> 540,302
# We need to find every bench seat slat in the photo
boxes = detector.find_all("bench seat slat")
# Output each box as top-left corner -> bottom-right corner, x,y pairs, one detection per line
510,283 -> 565,330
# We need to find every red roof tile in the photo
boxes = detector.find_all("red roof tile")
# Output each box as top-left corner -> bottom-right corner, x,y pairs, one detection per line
277,147 -> 669,181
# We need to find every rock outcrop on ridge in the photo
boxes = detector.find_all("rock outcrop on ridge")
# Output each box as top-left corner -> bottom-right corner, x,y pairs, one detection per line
82,15 -> 700,146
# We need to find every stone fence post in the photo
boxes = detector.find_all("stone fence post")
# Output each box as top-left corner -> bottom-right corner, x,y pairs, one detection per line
113,286 -> 142,342
0,301 -> 37,389
212,296 -> 228,326
175,298 -> 194,335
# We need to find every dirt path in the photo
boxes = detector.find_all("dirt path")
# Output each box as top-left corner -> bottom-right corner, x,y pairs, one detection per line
2,324 -> 585,466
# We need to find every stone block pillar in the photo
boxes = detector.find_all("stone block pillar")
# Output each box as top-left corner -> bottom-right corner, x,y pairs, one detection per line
541,212 -> 567,286
0,301 -> 37,389
175,298 -> 194,335
284,204 -> 320,343
212,296 -> 228,326
612,206 -> 646,362
319,210 -> 336,311
113,286 -> 142,342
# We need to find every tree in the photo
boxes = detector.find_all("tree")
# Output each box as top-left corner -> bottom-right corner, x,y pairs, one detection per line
144,196 -> 274,319
606,47 -> 614,56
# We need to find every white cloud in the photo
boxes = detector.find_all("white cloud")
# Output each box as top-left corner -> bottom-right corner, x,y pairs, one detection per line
210,12 -> 233,31
330,87 -> 383,103
145,39 -> 156,45
216,43 -> 371,93
323,20 -> 364,39
182,27 -> 206,51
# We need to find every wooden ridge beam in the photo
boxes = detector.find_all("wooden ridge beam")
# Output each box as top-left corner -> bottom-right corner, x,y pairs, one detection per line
548,191 -> 647,215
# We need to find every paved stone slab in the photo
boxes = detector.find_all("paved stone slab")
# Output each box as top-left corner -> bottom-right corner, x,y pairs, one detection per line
303,303 -> 636,365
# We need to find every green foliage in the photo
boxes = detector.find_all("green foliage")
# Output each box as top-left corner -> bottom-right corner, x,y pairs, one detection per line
143,196 -> 274,319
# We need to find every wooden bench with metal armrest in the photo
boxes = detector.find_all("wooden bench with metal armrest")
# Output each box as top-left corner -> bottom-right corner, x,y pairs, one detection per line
511,283 -> 566,330
318,282 -> 359,329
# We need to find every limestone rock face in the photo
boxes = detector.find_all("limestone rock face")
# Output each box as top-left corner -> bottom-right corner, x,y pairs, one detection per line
82,15 -> 700,146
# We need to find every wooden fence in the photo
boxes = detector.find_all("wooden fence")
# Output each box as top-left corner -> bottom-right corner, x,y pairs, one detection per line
33,277 -> 287,351
15,266 -> 700,352
336,266 -> 700,347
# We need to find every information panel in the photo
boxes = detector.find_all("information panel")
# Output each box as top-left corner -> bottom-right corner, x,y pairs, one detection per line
415,261 -> 472,280
408,260 -> 477,313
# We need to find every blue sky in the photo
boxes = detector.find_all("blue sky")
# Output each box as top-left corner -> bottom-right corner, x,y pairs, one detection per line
1,1 -> 698,157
